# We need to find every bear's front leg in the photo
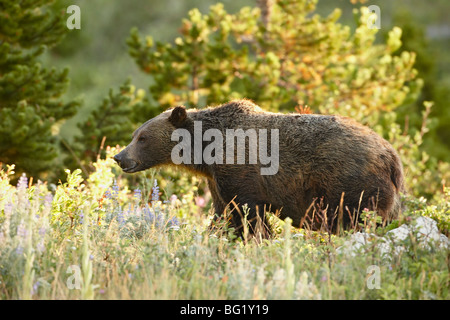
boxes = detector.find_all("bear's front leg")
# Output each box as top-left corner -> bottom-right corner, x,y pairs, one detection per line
228,200 -> 272,241
206,179 -> 228,233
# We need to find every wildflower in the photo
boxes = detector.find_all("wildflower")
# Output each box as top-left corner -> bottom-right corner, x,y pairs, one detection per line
143,205 -> 155,223
195,196 -> 206,208
111,180 -> 119,199
134,206 -> 142,218
2,205 -> 12,239
168,216 -> 180,228
37,227 -> 47,252
124,203 -> 132,217
44,193 -> 53,208
17,221 -> 27,238
117,208 -> 125,225
35,182 -> 43,201
133,188 -> 142,202
146,212 -> 155,224
155,213 -> 164,228
104,188 -> 112,200
4,202 -> 13,215
170,194 -> 178,204
17,173 -> 28,190
38,227 -> 46,237
79,212 -> 84,225
151,179 -> 159,202
16,221 -> 29,255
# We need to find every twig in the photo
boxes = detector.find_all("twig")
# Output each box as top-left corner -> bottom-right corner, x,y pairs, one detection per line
60,138 -> 89,177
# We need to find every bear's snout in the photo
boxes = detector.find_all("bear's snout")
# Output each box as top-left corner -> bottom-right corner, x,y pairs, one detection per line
113,153 -> 122,165
114,151 -> 138,173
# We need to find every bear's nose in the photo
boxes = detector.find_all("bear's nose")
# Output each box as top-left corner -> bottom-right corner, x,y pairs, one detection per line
113,154 -> 122,164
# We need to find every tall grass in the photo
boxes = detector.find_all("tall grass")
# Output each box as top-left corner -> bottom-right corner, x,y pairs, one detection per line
0,153 -> 448,300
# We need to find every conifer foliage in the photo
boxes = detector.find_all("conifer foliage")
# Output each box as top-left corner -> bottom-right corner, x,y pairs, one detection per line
71,80 -> 147,170
0,0 -> 79,178
127,0 -> 420,126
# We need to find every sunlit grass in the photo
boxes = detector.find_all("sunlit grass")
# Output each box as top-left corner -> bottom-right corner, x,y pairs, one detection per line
0,151 -> 448,300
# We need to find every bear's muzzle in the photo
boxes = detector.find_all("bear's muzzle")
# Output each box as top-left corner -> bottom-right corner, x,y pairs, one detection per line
114,151 -> 139,173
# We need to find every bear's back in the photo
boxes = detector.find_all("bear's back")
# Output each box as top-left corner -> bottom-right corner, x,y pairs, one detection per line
208,99 -> 265,116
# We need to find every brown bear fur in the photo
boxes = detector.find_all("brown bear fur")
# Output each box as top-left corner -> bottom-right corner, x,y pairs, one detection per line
114,99 -> 404,237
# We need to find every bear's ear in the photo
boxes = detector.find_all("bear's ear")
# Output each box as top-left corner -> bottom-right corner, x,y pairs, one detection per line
168,106 -> 187,127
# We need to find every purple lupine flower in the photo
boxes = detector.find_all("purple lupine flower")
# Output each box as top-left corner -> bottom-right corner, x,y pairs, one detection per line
151,179 -> 159,202
17,173 -> 28,190
44,193 -> 53,208
155,214 -> 165,228
4,202 -> 13,215
143,205 -> 155,224
38,227 -> 46,236
117,208 -> 125,225
168,217 -> 180,227
104,188 -> 112,200
133,188 -> 142,202
17,222 -> 27,238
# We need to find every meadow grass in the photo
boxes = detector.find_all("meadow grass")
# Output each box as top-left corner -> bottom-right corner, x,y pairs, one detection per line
0,155 -> 448,300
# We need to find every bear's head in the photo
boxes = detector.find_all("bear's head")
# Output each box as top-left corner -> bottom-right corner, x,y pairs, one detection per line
114,106 -> 189,173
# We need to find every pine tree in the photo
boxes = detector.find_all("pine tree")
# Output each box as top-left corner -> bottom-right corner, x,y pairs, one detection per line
390,9 -> 450,162
0,0 -> 79,178
126,0 -> 420,128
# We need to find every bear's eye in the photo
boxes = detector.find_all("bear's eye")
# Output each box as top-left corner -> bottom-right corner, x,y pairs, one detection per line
138,136 -> 146,143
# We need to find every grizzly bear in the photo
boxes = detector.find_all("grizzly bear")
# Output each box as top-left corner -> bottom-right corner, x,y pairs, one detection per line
114,99 -> 404,237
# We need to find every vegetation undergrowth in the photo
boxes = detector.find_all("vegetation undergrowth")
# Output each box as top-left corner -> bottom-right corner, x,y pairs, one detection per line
0,148 -> 448,300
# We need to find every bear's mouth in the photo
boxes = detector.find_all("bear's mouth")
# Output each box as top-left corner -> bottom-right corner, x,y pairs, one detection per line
123,166 -> 137,173
119,159 -> 140,173
122,163 -> 140,173
122,161 -> 150,173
